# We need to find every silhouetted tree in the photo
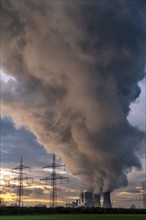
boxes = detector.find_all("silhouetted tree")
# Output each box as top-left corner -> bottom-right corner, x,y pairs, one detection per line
0,197 -> 7,207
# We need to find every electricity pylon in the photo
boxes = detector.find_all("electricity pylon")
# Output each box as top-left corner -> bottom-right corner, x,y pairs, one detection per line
40,154 -> 69,207
11,157 -> 33,206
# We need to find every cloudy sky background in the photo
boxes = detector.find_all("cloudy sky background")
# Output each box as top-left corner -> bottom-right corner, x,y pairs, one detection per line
0,0 -> 146,208
1,70 -> 145,208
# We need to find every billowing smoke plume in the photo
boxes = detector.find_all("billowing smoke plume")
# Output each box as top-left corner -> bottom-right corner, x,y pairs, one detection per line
1,0 -> 146,192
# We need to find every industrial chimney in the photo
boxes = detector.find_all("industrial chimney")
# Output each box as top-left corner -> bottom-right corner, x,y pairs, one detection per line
94,194 -> 101,207
103,191 -> 112,208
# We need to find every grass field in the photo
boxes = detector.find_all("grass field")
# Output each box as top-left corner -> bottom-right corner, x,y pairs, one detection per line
1,214 -> 146,220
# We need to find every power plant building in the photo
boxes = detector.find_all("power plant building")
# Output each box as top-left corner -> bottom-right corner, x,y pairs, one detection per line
74,191 -> 112,208
79,191 -> 94,207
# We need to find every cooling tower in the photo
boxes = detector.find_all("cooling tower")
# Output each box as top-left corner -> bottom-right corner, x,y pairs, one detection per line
103,191 -> 112,208
84,191 -> 94,207
94,194 -> 101,207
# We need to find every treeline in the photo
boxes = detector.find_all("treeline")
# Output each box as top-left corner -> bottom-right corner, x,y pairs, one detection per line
0,206 -> 146,215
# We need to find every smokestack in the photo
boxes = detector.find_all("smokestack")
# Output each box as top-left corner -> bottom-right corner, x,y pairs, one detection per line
94,194 -> 101,207
103,192 -> 112,208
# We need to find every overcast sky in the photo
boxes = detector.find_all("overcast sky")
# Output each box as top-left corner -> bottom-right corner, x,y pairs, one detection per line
0,0 -> 146,208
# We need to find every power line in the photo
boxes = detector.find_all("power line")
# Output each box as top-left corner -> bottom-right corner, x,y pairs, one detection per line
10,157 -> 33,206
40,154 -> 69,208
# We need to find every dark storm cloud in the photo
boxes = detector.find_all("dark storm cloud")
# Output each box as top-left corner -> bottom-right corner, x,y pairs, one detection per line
1,118 -> 50,167
1,0 -> 146,193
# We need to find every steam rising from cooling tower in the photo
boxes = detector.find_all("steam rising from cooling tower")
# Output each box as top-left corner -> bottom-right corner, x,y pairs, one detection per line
94,194 -> 101,208
103,192 -> 112,208
1,1 -> 146,193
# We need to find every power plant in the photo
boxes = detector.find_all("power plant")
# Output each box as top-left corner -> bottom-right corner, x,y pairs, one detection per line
4,155 -> 145,209
70,190 -> 112,208
1,0 -> 146,213
79,191 -> 94,207
103,191 -> 112,208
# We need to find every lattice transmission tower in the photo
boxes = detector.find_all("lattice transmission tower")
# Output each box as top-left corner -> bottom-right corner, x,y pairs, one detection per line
40,154 -> 69,207
11,157 -> 33,206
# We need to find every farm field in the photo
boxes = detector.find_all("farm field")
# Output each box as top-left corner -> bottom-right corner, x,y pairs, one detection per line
1,214 -> 146,220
